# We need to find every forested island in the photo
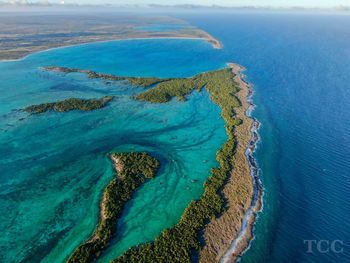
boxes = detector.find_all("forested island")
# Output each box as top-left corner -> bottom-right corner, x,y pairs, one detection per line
43,66 -> 166,87
24,96 -> 114,114
42,64 -> 255,263
67,152 -> 160,263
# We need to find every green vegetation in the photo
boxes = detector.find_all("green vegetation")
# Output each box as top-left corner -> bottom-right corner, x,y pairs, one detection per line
67,152 -> 160,263
111,67 -> 243,262
44,66 -> 166,87
36,66 -> 243,262
24,96 -> 113,114
135,68 -> 242,129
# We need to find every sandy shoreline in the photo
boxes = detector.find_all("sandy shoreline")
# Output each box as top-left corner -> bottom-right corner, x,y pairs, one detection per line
92,155 -> 123,242
0,35 -> 222,63
99,154 -> 124,221
221,63 -> 263,263
199,63 -> 262,263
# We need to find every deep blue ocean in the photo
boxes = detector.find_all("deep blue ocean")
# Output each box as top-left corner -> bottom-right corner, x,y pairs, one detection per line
0,11 -> 349,263
180,12 -> 350,262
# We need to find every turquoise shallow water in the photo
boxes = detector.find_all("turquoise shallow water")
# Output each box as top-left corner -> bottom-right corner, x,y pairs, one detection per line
0,39 -> 227,262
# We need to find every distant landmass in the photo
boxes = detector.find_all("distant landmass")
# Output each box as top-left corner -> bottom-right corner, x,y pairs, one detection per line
0,13 -> 221,60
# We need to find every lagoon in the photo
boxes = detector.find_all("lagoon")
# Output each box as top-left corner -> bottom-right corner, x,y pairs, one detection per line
0,39 -> 227,262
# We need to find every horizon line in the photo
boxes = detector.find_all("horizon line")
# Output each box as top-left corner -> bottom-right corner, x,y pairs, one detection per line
1,2 -> 350,12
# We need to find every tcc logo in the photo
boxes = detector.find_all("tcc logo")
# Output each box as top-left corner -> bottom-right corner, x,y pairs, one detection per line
304,240 -> 343,254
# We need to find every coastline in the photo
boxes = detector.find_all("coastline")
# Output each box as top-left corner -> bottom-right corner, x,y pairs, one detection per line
83,155 -> 122,242
107,65 -> 249,262
199,63 -> 263,263
221,64 -> 263,262
0,35 -> 222,63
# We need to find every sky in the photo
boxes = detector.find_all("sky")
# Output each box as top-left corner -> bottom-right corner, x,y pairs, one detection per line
24,0 -> 350,8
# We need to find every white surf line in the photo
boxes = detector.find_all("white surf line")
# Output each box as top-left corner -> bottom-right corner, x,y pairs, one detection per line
221,67 -> 264,263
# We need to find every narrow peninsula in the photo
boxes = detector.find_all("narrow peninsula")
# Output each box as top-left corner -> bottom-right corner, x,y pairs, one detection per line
24,96 -> 113,114
67,152 -> 160,263
47,64 -> 259,263
113,65 -> 254,263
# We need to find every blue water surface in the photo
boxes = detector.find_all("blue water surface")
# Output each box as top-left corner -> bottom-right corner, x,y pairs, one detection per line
180,11 -> 350,262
